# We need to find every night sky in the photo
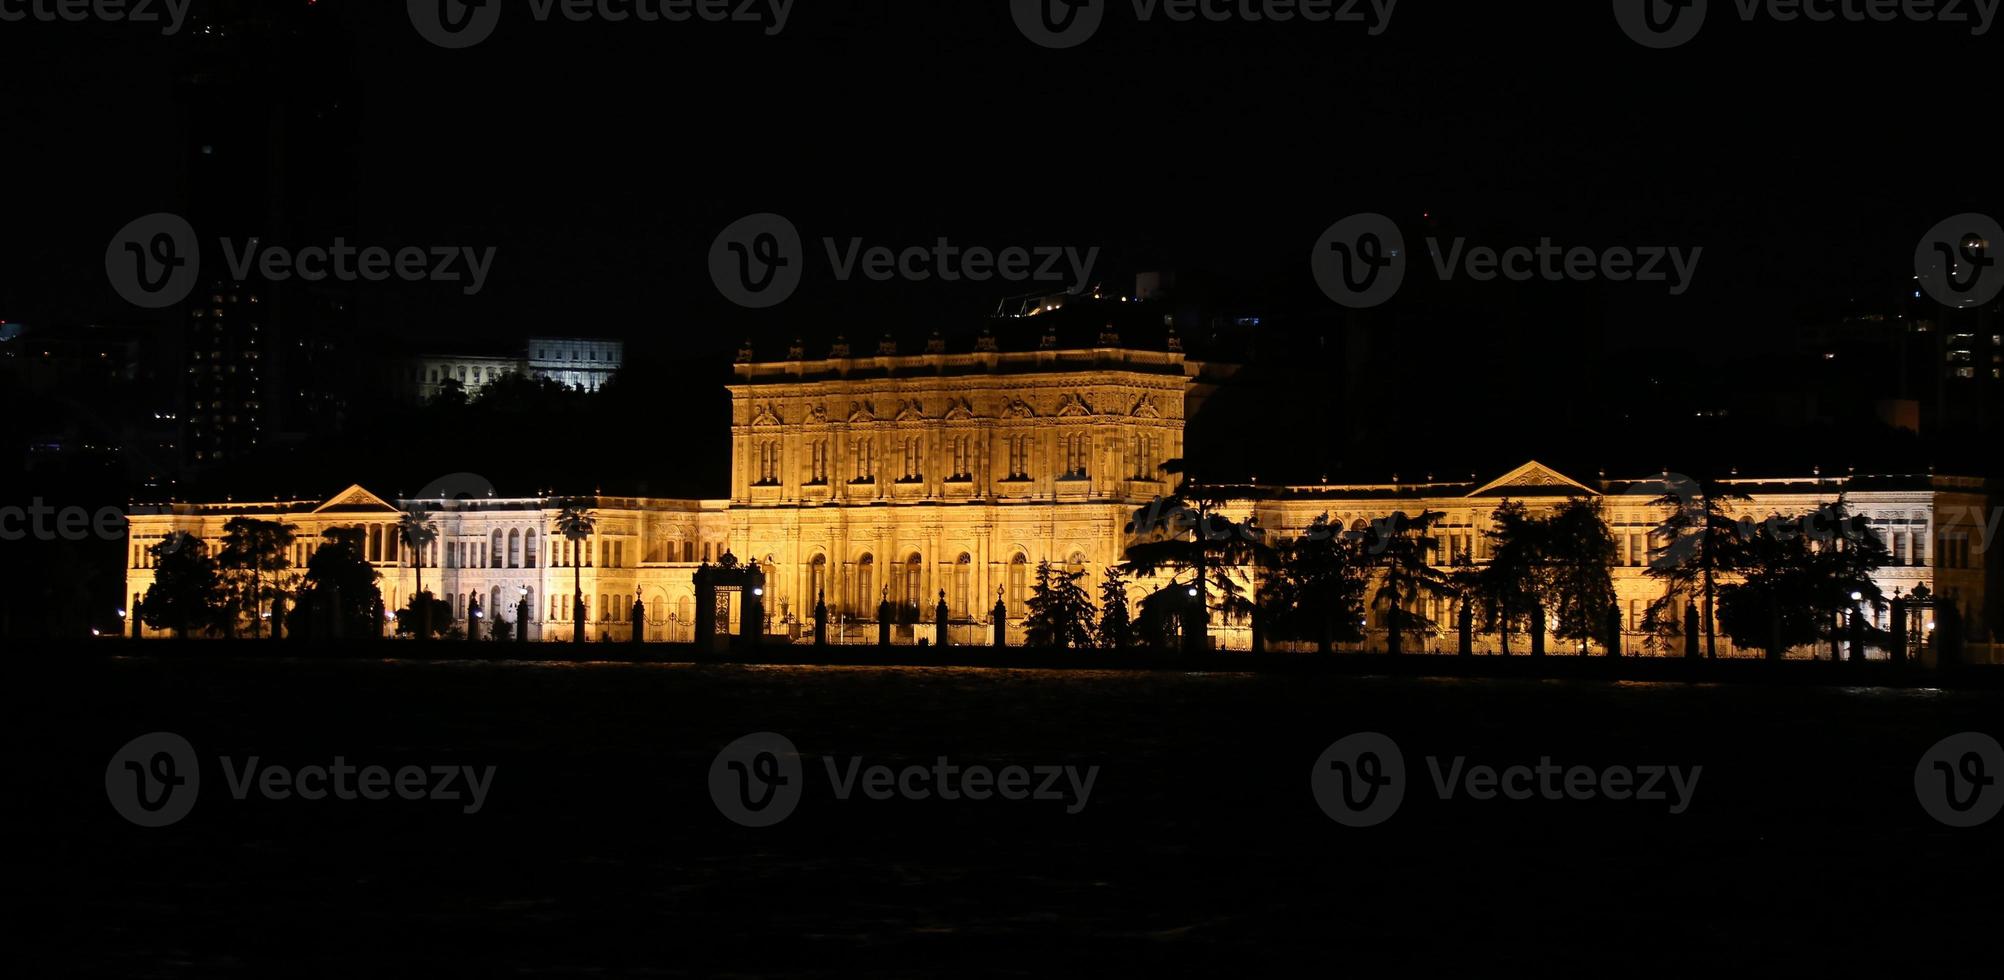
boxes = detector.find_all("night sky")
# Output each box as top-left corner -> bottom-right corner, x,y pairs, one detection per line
5,2 -> 1989,348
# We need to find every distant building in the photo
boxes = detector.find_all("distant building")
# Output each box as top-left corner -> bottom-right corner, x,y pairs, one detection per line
129,338 -> 1990,654
410,337 -> 624,403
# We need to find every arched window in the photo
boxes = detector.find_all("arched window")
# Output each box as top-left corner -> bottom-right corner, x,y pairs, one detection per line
490,586 -> 503,624
508,529 -> 522,568
1066,551 -> 1089,593
1007,554 -> 1028,618
809,554 -> 827,608
904,553 -> 923,609
490,530 -> 503,568
954,553 -> 972,618
525,528 -> 538,568
854,554 -> 875,615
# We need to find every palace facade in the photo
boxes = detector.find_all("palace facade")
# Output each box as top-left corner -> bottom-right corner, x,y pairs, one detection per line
125,341 -> 1993,654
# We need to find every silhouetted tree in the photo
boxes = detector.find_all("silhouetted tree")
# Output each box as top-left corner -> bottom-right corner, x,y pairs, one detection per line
552,498 -> 598,643
1124,460 -> 1269,653
1096,564 -> 1135,650
1546,498 -> 1620,655
1796,498 -> 1892,660
1716,517 -> 1820,660
397,506 -> 439,640
1263,513 -> 1368,653
140,532 -> 224,638
217,517 -> 295,639
1024,560 -> 1096,650
296,528 -> 382,640
395,592 -> 452,639
1461,500 -> 1547,655
1362,510 -> 1455,654
1646,473 -> 1752,659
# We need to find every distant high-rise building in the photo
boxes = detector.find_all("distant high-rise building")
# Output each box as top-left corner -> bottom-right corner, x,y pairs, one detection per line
174,0 -> 361,466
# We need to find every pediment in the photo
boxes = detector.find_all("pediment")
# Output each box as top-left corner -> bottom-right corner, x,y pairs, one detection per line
1467,461 -> 1599,498
312,484 -> 402,514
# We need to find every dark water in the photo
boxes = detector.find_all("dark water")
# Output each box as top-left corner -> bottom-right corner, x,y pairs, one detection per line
21,658 -> 2004,975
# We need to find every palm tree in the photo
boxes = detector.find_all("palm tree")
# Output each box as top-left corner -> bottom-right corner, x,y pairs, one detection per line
398,506 -> 439,640
1362,510 -> 1455,655
1645,473 -> 1752,659
552,498 -> 598,643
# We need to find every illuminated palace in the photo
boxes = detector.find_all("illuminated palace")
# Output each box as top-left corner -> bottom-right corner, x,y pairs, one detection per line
124,338 -> 1992,654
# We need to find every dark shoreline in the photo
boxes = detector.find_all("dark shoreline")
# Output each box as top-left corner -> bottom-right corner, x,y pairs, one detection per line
49,638 -> 2004,689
